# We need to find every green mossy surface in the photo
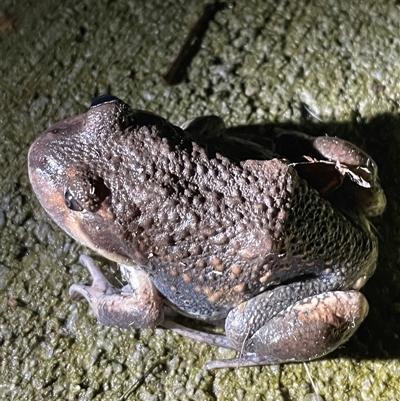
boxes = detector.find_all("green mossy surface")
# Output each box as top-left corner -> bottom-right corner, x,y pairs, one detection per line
1,0 -> 399,400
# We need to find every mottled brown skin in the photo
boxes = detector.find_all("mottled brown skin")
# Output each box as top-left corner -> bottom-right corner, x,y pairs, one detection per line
28,95 -> 386,368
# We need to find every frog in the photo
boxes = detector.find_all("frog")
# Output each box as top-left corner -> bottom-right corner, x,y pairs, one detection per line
28,95 -> 386,369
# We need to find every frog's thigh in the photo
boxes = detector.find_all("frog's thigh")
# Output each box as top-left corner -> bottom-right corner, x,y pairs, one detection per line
216,291 -> 368,369
70,255 -> 164,329
313,136 -> 371,167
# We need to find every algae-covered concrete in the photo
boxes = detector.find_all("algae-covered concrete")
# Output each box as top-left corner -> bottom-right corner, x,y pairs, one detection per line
1,0 -> 399,400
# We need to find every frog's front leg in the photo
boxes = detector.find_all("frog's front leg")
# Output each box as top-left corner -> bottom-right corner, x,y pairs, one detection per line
180,115 -> 226,138
165,290 -> 368,369
69,255 -> 164,329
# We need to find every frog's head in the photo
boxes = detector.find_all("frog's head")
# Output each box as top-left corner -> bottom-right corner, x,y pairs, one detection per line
28,95 -> 175,265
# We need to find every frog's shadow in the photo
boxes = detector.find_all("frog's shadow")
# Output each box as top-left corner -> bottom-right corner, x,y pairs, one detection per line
215,112 -> 400,361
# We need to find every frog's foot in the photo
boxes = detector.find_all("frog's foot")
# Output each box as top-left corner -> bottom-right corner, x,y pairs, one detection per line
69,255 -> 164,329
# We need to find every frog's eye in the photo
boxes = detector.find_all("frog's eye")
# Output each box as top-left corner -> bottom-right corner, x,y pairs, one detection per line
65,190 -> 84,211
64,171 -> 110,213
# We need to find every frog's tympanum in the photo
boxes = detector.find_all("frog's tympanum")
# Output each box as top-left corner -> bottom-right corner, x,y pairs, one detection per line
28,95 -> 386,369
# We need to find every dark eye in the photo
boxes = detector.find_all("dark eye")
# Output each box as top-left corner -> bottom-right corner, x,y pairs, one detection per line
90,94 -> 120,108
65,190 -> 84,211
64,171 -> 110,212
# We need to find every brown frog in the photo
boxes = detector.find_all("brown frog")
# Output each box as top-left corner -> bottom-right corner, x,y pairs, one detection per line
28,95 -> 386,369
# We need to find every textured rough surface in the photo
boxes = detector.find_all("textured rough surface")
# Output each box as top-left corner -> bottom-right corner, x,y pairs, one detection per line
1,0 -> 400,400
28,98 -> 377,327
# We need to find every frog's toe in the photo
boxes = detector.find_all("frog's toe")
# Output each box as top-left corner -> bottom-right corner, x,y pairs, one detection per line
69,255 -> 118,304
70,255 -> 164,329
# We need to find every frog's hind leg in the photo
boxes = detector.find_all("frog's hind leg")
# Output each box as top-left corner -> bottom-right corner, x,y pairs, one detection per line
162,320 -> 235,350
207,290 -> 369,369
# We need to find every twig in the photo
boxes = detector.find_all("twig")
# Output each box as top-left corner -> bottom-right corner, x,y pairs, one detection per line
162,2 -> 224,85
